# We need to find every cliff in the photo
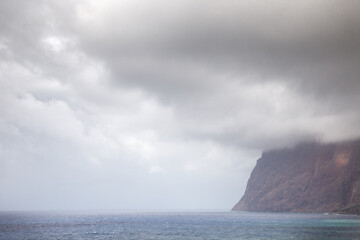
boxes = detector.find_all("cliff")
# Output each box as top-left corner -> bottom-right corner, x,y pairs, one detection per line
232,139 -> 360,214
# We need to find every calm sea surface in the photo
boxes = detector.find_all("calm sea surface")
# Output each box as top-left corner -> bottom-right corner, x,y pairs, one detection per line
0,211 -> 360,239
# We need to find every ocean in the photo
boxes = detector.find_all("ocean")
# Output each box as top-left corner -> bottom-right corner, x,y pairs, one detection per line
0,211 -> 360,239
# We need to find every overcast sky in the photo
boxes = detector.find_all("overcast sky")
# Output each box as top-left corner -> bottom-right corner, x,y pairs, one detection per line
0,0 -> 360,211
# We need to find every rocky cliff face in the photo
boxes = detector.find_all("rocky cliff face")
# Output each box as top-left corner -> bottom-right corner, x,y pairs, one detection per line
232,139 -> 360,213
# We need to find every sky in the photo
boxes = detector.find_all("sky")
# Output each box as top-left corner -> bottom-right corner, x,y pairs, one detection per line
0,0 -> 360,211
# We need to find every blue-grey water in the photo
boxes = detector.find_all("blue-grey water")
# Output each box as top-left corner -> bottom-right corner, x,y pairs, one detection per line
1,211 -> 360,239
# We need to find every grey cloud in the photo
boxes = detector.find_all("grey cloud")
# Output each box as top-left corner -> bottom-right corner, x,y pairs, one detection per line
80,0 -> 360,143
3,0 -> 360,149
63,0 -> 360,112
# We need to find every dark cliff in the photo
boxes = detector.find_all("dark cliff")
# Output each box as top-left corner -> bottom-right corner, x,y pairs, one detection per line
232,139 -> 360,213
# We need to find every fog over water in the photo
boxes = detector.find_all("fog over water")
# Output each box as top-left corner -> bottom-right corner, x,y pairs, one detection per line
0,0 -> 360,210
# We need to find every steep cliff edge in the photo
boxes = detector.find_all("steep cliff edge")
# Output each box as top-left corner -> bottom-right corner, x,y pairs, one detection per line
232,139 -> 360,213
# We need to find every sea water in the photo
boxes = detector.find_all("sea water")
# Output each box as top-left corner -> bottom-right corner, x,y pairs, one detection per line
0,211 -> 360,239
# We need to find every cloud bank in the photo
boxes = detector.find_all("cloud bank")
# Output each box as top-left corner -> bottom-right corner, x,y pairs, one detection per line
0,0 -> 359,210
